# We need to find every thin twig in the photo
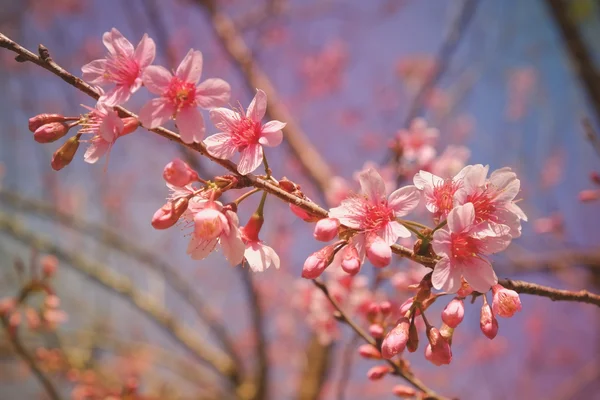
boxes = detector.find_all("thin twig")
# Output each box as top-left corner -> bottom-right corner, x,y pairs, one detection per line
499,278 -> 600,307
1,318 -> 63,400
335,335 -> 360,400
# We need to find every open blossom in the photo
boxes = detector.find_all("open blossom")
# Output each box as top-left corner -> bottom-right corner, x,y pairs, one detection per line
454,164 -> 527,237
394,118 -> 439,166
414,168 -> 467,221
428,145 -> 471,179
80,102 -> 138,164
431,202 -> 511,293
491,284 -> 522,317
329,167 -> 420,268
204,89 -> 286,175
140,49 -> 231,144
82,28 -> 155,106
186,200 -> 244,265
240,214 -> 280,272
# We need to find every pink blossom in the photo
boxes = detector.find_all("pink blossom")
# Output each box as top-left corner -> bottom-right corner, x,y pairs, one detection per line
240,215 -> 280,272
80,103 -> 138,164
140,49 -> 231,143
302,244 -> 337,278
454,164 -> 528,237
413,169 -> 465,222
441,298 -> 465,328
431,202 -> 511,293
491,284 -> 522,318
186,201 -> 245,266
204,89 -> 286,175
329,167 -> 420,268
425,327 -> 452,365
394,118 -> 439,166
428,145 -> 471,179
82,28 -> 156,106
163,158 -> 199,187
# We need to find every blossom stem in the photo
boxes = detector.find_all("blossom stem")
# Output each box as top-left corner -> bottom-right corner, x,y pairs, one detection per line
233,188 -> 261,206
431,219 -> 447,234
398,221 -> 427,240
262,153 -> 272,178
398,219 -> 430,230
255,190 -> 268,217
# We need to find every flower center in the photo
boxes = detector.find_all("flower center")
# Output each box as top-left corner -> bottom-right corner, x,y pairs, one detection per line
165,77 -> 197,111
361,201 -> 394,232
105,54 -> 140,87
230,116 -> 262,150
194,208 -> 224,240
432,179 -> 459,218
466,189 -> 496,223
450,232 -> 479,260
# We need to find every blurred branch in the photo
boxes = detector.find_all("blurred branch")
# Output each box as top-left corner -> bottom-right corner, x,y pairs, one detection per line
0,188 -> 242,368
551,360 -> 599,400
335,336 -> 359,400
1,318 -> 63,400
546,0 -> 600,127
582,118 -> 600,157
312,279 -> 447,400
0,212 -> 243,392
233,0 -> 286,31
499,278 -> 600,307
296,336 -> 333,400
506,247 -> 600,273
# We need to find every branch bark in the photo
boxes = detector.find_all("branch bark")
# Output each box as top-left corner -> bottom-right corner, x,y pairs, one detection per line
499,278 -> 600,307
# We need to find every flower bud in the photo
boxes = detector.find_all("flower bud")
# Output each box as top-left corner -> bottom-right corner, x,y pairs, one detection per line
491,284 -> 522,318
302,245 -> 336,279
367,365 -> 391,381
392,385 -> 416,398
590,171 -> 600,185
441,298 -> 464,328
51,135 -> 80,171
368,323 -> 384,339
340,243 -> 361,275
407,319 -> 419,353
358,344 -> 382,359
121,117 -> 139,136
41,255 -> 59,278
381,317 -> 409,359
151,198 -> 189,230
28,113 -> 68,132
163,158 -> 199,187
34,122 -> 71,143
579,189 -> 599,202
240,213 -> 264,243
480,299 -> 499,339
379,301 -> 392,316
290,202 -> 319,222
366,235 -> 391,268
425,327 -> 452,366
313,218 -> 340,242
399,298 -> 418,317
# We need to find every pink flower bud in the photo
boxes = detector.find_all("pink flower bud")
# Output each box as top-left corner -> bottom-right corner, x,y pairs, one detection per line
480,300 -> 499,340
366,303 -> 380,319
381,317 -> 410,359
367,365 -> 391,381
379,301 -> 392,316
392,385 -> 416,398
151,198 -> 189,230
240,213 -> 264,242
358,344 -> 382,359
41,255 -> 59,278
313,218 -> 340,242
579,189 -> 599,202
441,298 -> 464,328
366,235 -> 391,268
590,171 -> 600,185
34,122 -> 71,143
121,117 -> 139,136
340,244 -> 361,275
302,245 -> 335,279
425,327 -> 452,366
399,298 -> 418,317
28,113 -> 68,132
369,323 -> 384,339
51,135 -> 80,171
491,284 -> 522,318
163,158 -> 199,187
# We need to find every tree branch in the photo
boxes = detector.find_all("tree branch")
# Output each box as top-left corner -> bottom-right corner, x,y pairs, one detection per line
499,278 -> 600,307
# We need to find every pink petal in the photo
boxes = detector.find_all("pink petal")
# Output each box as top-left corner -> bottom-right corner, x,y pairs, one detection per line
99,110 -> 124,142
413,170 -> 443,191
176,106 -> 205,144
196,78 -> 231,109
139,98 -> 174,129
81,59 -> 108,84
380,221 -> 410,245
388,185 -> 420,216
134,33 -> 156,69
258,122 -> 284,147
176,49 -> 203,83
476,232 -> 511,254
187,236 -> 218,260
237,144 -> 263,175
447,203 -> 475,233
103,28 -> 134,57
143,65 -> 172,94
209,108 -> 240,131
431,229 -> 452,256
246,89 -> 267,122
99,85 -> 132,107
220,229 -> 245,266
204,133 -> 237,159
461,164 -> 489,194
264,244 -> 280,269
461,258 -> 497,293
328,201 -> 362,229
358,168 -> 386,203
432,257 -> 461,292
84,140 -> 109,164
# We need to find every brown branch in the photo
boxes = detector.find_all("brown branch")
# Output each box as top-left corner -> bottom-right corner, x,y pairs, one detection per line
546,0 -> 600,127
0,211 -> 243,393
296,336 -> 334,400
1,318 -> 63,400
335,336 -> 359,400
499,278 -> 600,307
311,280 -> 447,400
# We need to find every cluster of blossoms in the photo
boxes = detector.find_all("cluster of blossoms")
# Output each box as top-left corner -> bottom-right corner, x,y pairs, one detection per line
26,28 -> 530,394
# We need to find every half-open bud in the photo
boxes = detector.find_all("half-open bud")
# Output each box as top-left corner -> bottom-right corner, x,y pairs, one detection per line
313,218 -> 340,242
425,327 -> 452,366
51,135 -> 80,171
34,122 -> 71,143
480,298 -> 499,339
28,114 -> 69,132
491,284 -> 522,318
163,158 -> 199,187
340,243 -> 361,275
151,198 -> 189,230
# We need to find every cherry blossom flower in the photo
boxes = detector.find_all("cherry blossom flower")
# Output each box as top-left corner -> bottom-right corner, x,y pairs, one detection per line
329,167 -> 420,268
204,89 -> 286,175
394,118 -> 439,166
491,284 -> 522,317
140,49 -> 231,144
186,200 -> 244,265
413,168 -> 466,222
80,102 -> 138,164
240,214 -> 280,272
431,202 -> 511,293
428,145 -> 471,178
82,28 -> 156,106
454,164 -> 527,237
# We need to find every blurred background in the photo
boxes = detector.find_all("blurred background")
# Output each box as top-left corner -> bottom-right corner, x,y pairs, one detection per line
1,0 -> 600,399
